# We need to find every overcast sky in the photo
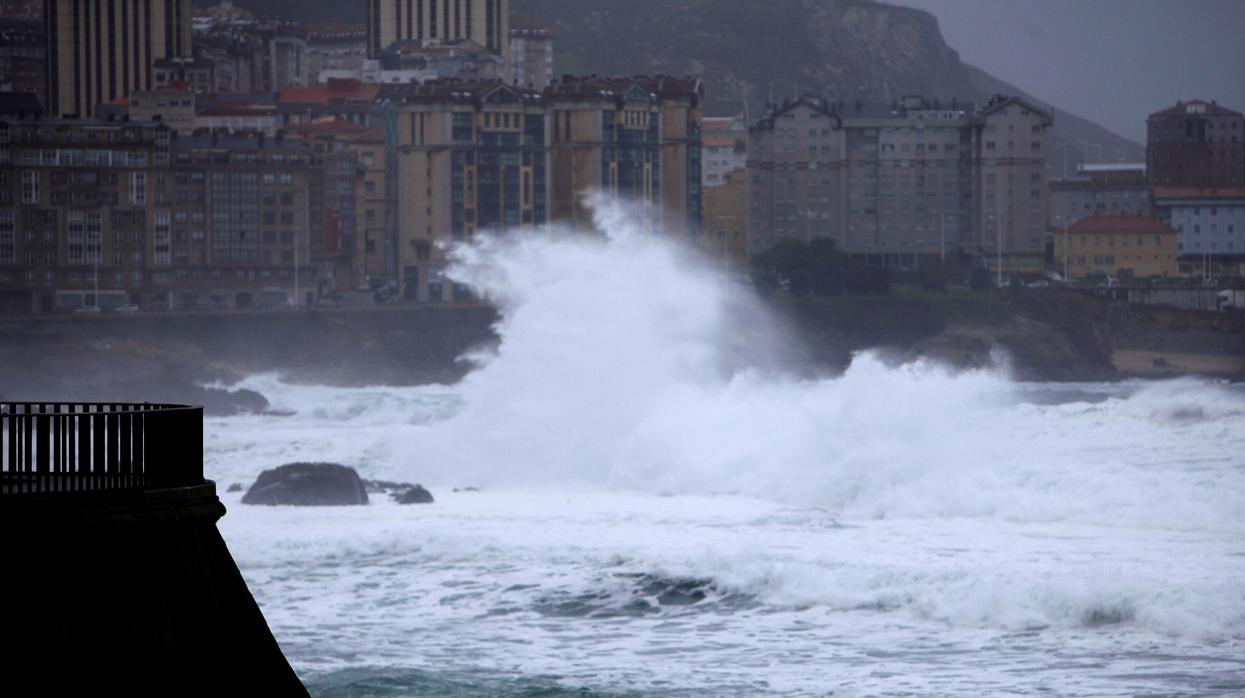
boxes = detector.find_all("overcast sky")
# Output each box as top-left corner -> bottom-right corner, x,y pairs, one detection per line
890,0 -> 1245,143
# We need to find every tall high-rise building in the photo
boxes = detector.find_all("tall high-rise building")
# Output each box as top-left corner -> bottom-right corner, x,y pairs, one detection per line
367,0 -> 509,59
44,0 -> 193,118
1147,99 -> 1244,189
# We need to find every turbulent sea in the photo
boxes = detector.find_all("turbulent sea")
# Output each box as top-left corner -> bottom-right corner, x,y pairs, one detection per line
209,202 -> 1245,696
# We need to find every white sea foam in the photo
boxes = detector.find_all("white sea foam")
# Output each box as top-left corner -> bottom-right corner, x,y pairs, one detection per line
208,199 -> 1245,695
354,198 -> 1245,531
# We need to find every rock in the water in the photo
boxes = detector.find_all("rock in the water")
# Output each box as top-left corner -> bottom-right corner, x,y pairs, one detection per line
226,483 -> 244,493
393,485 -> 434,505
242,462 -> 369,506
198,386 -> 269,416
362,479 -> 416,495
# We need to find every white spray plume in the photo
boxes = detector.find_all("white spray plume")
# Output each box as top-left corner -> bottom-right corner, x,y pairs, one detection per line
393,197 -> 1245,529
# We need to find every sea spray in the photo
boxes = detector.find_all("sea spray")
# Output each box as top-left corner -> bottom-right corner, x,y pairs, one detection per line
204,200 -> 1245,694
378,198 -> 1245,530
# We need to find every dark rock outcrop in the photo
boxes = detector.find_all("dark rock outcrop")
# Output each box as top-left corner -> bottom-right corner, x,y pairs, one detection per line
362,478 -> 416,495
242,463 -> 369,506
227,483 -> 244,493
393,485 -> 435,505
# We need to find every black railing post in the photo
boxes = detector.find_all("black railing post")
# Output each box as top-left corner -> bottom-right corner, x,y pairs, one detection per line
93,409 -> 106,490
107,405 -> 120,487
23,408 -> 33,493
78,407 -> 92,487
133,410 -> 145,486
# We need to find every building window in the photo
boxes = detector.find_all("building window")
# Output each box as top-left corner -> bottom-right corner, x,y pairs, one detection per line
0,211 -> 13,263
130,172 -> 147,205
86,213 -> 102,264
67,213 -> 84,263
154,212 -> 171,266
21,170 -> 38,204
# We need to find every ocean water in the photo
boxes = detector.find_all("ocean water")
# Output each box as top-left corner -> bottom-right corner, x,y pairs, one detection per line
209,201 -> 1245,696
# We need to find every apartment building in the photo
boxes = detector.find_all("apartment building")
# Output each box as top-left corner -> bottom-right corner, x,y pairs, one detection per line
391,79 -> 547,301
746,94 -> 1051,272
973,95 -> 1054,273
1049,163 -> 1152,231
0,118 -> 352,313
701,115 -> 746,187
1147,99 -> 1244,189
545,75 -> 702,238
1154,186 -> 1245,277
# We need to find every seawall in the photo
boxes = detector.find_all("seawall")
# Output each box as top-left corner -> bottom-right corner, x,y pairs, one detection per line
0,485 -> 309,695
0,294 -> 1240,408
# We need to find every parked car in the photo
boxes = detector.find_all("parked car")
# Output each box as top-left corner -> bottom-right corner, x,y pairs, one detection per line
72,305 -> 101,315
112,304 -> 139,314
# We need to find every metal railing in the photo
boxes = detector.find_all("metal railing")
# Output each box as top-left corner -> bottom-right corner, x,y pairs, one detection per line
0,403 -> 203,496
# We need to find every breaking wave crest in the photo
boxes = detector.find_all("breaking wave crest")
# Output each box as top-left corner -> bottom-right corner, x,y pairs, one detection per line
380,198 -> 1245,530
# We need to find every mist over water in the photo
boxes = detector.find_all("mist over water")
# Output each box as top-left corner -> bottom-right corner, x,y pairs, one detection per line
396,198 -> 1245,530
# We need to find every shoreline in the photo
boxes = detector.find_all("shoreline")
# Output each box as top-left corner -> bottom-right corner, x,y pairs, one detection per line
1,291 -> 1240,414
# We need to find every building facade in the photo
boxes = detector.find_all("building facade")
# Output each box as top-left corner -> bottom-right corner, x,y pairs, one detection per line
45,0 -> 194,118
0,118 -> 352,313
1052,215 -> 1178,280
393,80 -> 547,302
306,27 -> 369,83
1154,186 -> 1245,278
1147,99 -> 1244,189
701,115 -> 745,187
1049,163 -> 1152,231
367,0 -> 509,61
322,38 -> 504,85
545,75 -> 702,238
0,18 -> 46,105
701,168 -> 747,269
746,98 -> 846,255
972,95 -> 1054,273
509,21 -> 553,90
845,97 -> 974,266
127,85 -> 197,134
746,95 -> 1044,269
284,117 -> 388,289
